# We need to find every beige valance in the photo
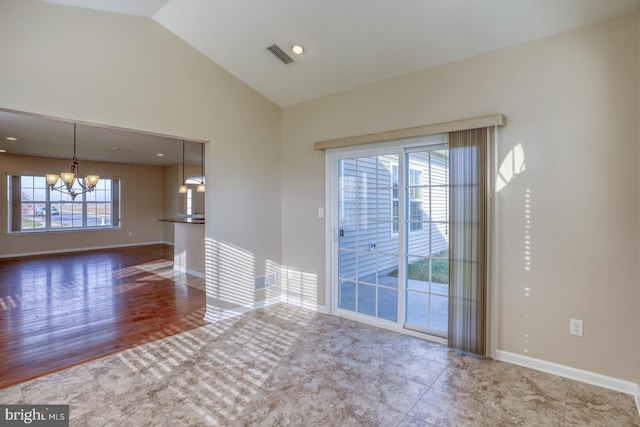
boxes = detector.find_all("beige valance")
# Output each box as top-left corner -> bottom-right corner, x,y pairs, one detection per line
314,114 -> 506,150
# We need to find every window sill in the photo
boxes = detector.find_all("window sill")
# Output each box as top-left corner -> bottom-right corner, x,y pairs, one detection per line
7,227 -> 122,236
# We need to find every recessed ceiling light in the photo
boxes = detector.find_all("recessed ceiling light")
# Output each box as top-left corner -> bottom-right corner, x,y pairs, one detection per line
5,137 -> 17,141
156,153 -> 164,157
289,40 -> 307,55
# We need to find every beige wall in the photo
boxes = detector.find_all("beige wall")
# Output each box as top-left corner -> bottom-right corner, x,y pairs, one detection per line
0,1 -> 282,310
0,153 -> 164,256
282,13 -> 640,384
162,164 -> 180,243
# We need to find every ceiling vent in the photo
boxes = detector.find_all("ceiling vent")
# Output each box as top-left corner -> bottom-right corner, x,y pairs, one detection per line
266,43 -> 294,64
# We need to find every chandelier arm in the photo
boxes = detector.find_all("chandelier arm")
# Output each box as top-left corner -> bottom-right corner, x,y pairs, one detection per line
50,184 -> 79,201
50,181 -> 93,201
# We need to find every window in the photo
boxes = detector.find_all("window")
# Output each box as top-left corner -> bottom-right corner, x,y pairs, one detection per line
408,168 -> 423,231
391,165 -> 423,233
392,165 -> 399,233
186,188 -> 193,215
338,159 -> 358,227
8,175 -> 120,233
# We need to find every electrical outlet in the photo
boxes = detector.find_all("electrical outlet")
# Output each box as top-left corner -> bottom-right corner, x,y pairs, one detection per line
570,319 -> 583,336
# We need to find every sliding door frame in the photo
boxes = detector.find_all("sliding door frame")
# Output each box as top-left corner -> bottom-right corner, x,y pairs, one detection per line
325,134 -> 450,344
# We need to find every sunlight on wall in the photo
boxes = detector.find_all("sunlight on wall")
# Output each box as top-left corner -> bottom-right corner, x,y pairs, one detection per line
204,237 -> 257,320
496,144 -> 535,354
496,143 -> 526,192
522,188 -> 534,354
201,239 -> 321,321
264,259 -> 319,309
524,189 -> 532,273
281,267 -> 319,309
174,249 -> 187,273
263,259 -> 283,301
522,326 -> 531,354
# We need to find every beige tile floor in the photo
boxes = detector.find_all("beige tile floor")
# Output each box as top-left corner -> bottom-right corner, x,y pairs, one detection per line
1,303 -> 638,426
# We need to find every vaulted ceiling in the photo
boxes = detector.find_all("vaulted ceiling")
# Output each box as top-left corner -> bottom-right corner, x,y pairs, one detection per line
3,0 -> 639,165
43,0 -> 640,107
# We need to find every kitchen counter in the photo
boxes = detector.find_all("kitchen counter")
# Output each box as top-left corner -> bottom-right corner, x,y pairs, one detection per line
157,217 -> 205,224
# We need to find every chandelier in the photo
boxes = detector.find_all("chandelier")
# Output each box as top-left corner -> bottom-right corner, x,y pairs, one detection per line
46,123 -> 99,201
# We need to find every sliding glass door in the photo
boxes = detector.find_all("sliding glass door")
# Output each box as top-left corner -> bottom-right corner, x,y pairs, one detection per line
332,136 -> 449,337
404,148 -> 449,336
337,154 -> 400,321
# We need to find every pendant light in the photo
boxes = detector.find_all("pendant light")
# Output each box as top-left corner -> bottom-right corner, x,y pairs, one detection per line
178,140 -> 187,194
197,142 -> 205,193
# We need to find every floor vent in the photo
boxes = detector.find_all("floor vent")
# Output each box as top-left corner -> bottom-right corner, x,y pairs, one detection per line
255,273 -> 277,290
266,44 -> 294,64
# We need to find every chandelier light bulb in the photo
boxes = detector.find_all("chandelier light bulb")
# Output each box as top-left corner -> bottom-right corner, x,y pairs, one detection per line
85,175 -> 100,188
46,174 -> 60,186
60,172 -> 75,185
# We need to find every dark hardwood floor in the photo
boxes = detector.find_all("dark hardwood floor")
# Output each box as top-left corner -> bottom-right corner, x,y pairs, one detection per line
0,244 -> 206,389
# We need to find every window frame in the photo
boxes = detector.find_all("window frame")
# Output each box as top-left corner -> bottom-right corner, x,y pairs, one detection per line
391,163 -> 424,234
7,174 -> 121,234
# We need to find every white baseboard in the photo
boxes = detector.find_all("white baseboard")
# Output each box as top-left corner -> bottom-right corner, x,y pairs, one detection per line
203,296 -> 284,323
282,294 -> 329,314
314,304 -> 330,314
173,264 -> 205,279
184,268 -> 205,279
496,350 -> 640,403
203,295 -> 330,324
0,241 -> 168,259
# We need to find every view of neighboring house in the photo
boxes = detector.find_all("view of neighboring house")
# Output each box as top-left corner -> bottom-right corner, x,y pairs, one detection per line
337,149 -> 450,333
